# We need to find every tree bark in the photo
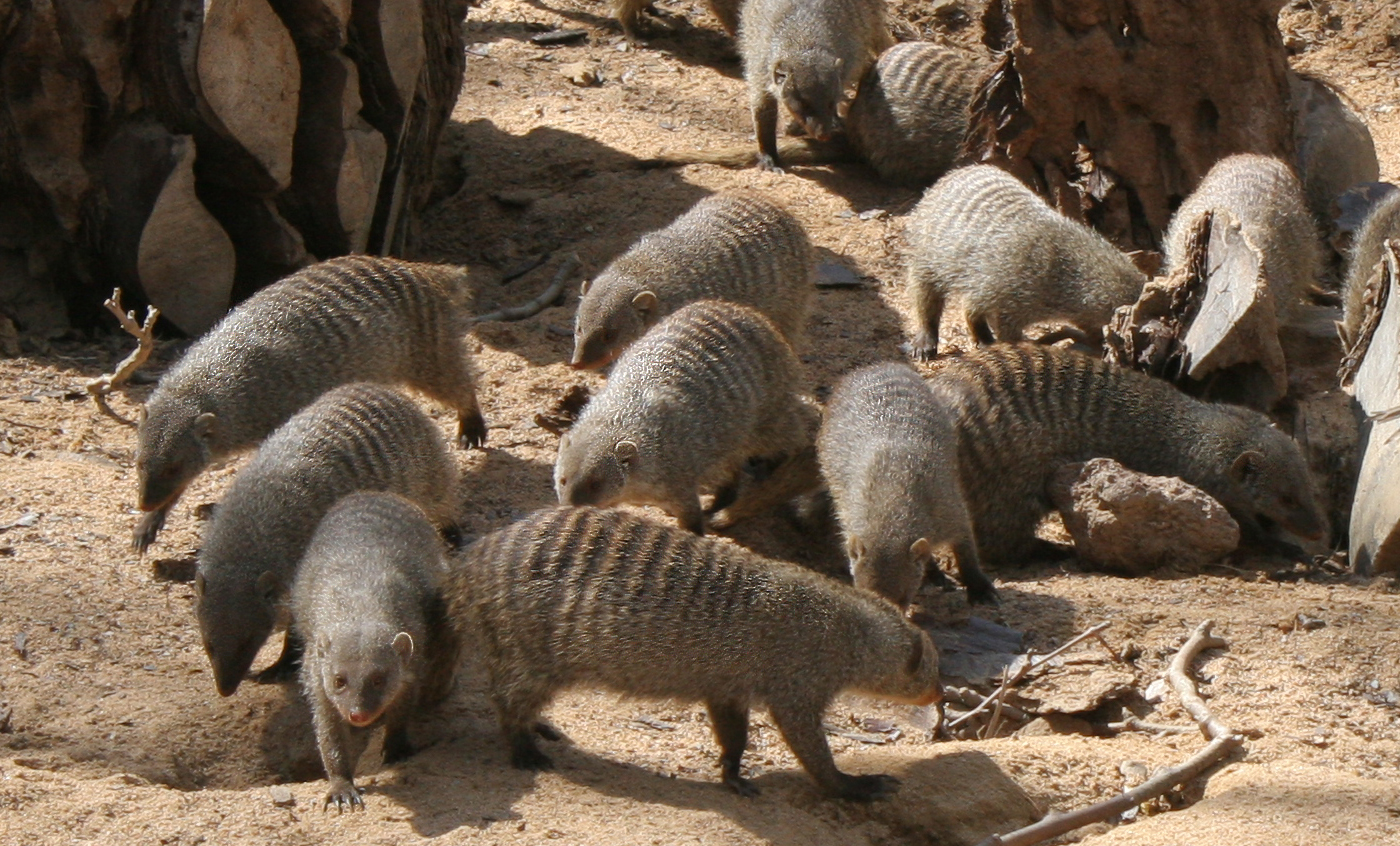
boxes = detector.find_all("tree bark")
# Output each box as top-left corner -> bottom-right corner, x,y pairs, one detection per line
970,0 -> 1295,254
0,0 -> 466,336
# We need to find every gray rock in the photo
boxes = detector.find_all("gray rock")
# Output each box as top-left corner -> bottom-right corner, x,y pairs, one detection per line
1049,458 -> 1240,574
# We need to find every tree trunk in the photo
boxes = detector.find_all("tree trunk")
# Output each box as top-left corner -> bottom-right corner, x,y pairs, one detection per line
0,0 -> 467,337
970,0 -> 1295,254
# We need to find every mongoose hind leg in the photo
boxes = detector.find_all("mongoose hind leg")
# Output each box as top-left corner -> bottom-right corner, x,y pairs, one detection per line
908,281 -> 945,360
495,684 -> 556,770
952,538 -> 999,605
770,701 -> 900,801
251,630 -> 304,684
967,314 -> 1000,346
457,407 -> 488,450
707,700 -> 759,797
132,506 -> 169,553
753,93 -> 784,172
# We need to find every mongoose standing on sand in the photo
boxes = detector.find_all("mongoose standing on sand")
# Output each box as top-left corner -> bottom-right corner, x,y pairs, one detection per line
294,492 -> 459,812
904,165 -> 1147,359
571,191 -> 814,369
844,42 -> 988,187
739,0 -> 892,171
613,0 -> 742,37
556,300 -> 816,534
1340,190 -> 1400,349
134,255 -> 486,552
1163,154 -> 1322,324
926,345 -> 1327,567
819,363 -> 993,606
195,384 -> 459,697
445,506 -> 941,800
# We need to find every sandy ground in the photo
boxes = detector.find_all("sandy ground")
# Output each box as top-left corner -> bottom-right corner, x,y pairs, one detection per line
2,1 -> 1399,844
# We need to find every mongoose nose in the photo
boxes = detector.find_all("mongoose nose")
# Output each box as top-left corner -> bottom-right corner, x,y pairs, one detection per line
347,710 -> 378,727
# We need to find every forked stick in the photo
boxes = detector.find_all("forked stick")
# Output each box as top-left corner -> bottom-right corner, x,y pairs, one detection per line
947,622 -> 1111,731
470,254 -> 580,324
975,621 -> 1244,846
86,289 -> 159,427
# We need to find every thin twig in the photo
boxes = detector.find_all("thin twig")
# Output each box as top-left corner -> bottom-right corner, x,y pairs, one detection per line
982,666 -> 1011,739
947,622 -> 1111,730
975,620 -> 1244,846
1104,717 -> 1196,735
85,289 -> 159,427
470,254 -> 580,324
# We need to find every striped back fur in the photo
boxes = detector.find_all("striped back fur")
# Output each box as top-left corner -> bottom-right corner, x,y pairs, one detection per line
557,300 -> 813,533
904,165 -> 1145,358
819,363 -> 991,605
196,383 -> 459,697
446,505 -> 939,796
928,345 -> 1325,565
572,191 -> 814,369
1163,154 -> 1321,323
846,43 -> 989,186
138,255 -> 483,534
1341,190 -> 1400,349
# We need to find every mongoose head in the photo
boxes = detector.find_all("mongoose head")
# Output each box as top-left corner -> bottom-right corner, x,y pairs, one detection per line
857,620 -> 943,707
1218,418 -> 1327,543
195,568 -> 280,697
570,276 -> 657,370
554,433 -> 637,507
135,401 -> 217,512
311,629 -> 414,728
773,50 -> 848,142
847,535 -> 932,609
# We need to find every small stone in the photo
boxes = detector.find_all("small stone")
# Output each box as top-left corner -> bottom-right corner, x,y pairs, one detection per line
816,262 -> 864,288
559,61 -> 601,86
1049,458 -> 1240,574
269,785 -> 295,807
1144,678 -> 1169,702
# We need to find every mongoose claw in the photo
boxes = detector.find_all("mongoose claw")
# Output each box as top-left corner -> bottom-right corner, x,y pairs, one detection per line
459,412 -> 489,449
755,154 -> 786,174
323,782 -> 365,813
836,772 -> 901,802
723,772 -> 761,798
131,509 -> 167,553
902,338 -> 938,362
965,582 -> 1001,606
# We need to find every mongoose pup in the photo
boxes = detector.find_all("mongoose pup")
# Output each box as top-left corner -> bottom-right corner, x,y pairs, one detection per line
556,300 -> 815,534
904,165 -> 1147,359
293,492 -> 459,812
571,191 -> 814,369
819,363 -> 993,606
844,42 -> 988,187
739,0 -> 892,170
195,383 -> 459,697
613,0 -> 741,37
926,345 -> 1327,567
134,254 -> 486,552
445,505 -> 941,800
1340,190 -> 1400,349
1163,154 -> 1322,324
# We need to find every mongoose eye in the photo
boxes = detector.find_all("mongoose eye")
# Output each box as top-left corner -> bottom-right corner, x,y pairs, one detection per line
368,673 -> 385,689
332,674 -> 347,691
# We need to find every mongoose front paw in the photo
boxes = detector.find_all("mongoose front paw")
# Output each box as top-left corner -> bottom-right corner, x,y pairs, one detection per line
459,412 -> 489,449
755,154 -> 786,174
131,510 -> 166,553
835,772 -> 901,802
323,781 -> 364,813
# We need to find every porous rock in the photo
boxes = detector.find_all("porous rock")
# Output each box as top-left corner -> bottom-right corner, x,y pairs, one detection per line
1049,458 -> 1240,574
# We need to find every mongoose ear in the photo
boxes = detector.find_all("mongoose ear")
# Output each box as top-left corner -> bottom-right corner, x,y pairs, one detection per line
845,534 -> 865,562
614,440 -> 639,465
580,277 -> 593,296
833,56 -> 843,70
772,62 -> 789,85
392,631 -> 415,662
1230,450 -> 1266,482
193,412 -> 217,441
255,570 -> 280,604
631,290 -> 658,317
909,538 -> 933,561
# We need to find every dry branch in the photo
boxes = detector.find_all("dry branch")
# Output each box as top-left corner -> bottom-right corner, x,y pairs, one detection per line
946,622 -> 1111,731
470,255 -> 580,324
86,290 -> 160,427
976,620 -> 1244,846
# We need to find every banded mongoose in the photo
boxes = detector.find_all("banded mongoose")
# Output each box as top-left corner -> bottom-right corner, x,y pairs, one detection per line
195,383 -> 459,697
613,0 -> 741,37
134,255 -> 486,552
638,42 -> 987,186
843,42 -> 988,187
557,301 -> 816,533
904,165 -> 1147,359
445,505 -> 941,800
818,363 -> 992,607
1288,71 -> 1380,224
292,492 -> 460,812
739,0 -> 892,171
1163,154 -> 1322,324
571,191 -> 814,369
1340,190 -> 1400,350
926,345 -> 1327,567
